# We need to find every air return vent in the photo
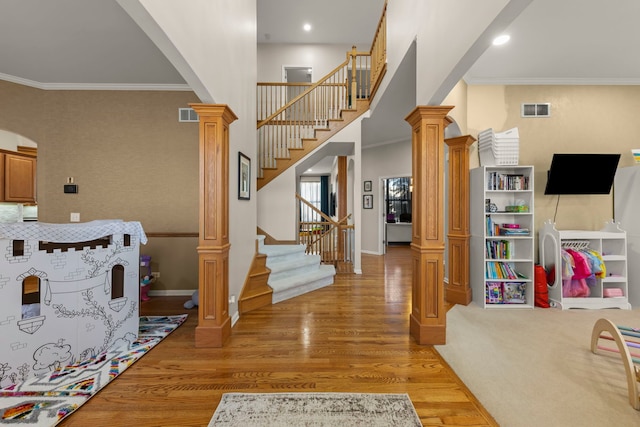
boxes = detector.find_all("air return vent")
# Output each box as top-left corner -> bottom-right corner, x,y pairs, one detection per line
178,108 -> 199,122
521,103 -> 550,118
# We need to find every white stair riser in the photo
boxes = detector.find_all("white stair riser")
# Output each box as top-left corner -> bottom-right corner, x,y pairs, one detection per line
256,235 -> 336,304
272,274 -> 335,304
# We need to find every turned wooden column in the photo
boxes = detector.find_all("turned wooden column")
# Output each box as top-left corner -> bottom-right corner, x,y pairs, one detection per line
337,156 -> 347,219
337,156 -> 347,256
405,106 -> 453,345
445,135 -> 475,305
190,104 -> 237,348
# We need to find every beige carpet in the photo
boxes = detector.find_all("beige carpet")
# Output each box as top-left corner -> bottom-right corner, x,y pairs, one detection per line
435,304 -> 640,427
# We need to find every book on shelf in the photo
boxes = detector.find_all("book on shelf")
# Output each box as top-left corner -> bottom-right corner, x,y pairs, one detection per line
486,217 -> 530,237
485,261 -> 527,280
499,227 -> 530,236
486,240 -> 512,259
486,172 -> 530,191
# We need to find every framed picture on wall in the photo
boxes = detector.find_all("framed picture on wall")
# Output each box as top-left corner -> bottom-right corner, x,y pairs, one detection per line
238,152 -> 250,200
364,180 -> 372,192
363,194 -> 373,209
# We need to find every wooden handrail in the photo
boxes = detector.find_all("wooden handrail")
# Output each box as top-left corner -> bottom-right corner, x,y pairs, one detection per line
368,0 -> 387,100
258,58 -> 350,129
297,193 -> 354,267
295,193 -> 333,224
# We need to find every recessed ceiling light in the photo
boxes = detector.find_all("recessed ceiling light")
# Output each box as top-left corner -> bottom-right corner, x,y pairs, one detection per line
492,34 -> 510,46
303,23 -> 312,32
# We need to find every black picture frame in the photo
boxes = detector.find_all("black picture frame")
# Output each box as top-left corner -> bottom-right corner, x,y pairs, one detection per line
363,194 -> 373,209
238,152 -> 250,200
364,180 -> 372,192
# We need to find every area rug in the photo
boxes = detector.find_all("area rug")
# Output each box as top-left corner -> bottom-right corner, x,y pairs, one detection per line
435,304 -> 640,427
0,314 -> 187,426
208,392 -> 421,426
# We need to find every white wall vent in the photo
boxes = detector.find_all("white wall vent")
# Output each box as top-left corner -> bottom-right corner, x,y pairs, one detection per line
178,108 -> 199,122
521,103 -> 550,118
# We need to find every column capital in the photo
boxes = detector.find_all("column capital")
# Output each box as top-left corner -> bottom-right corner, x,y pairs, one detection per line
190,103 -> 238,123
405,105 -> 454,126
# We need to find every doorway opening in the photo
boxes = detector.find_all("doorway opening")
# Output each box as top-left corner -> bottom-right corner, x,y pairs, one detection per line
283,66 -> 313,120
383,177 -> 412,247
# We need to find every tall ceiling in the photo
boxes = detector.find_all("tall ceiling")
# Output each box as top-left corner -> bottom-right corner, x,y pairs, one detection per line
1,0 -> 639,170
2,0 -> 639,89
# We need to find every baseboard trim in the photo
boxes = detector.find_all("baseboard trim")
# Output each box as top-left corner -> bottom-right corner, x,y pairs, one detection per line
231,311 -> 240,327
148,289 -> 196,297
361,250 -> 382,256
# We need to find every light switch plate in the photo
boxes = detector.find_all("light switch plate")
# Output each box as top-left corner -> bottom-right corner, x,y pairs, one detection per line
70,213 -> 80,222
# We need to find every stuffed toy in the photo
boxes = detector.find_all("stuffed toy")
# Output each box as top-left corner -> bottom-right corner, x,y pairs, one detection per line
184,289 -> 199,309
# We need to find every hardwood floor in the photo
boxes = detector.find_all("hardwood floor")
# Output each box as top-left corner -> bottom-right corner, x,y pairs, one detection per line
60,246 -> 497,426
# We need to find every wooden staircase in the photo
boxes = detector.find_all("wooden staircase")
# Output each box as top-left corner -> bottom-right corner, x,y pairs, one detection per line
258,99 -> 370,190
257,1 -> 387,190
250,3 -> 387,288
238,240 -> 272,314
238,236 -> 336,314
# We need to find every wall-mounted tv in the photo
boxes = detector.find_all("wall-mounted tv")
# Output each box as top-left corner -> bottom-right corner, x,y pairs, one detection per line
544,153 -> 621,195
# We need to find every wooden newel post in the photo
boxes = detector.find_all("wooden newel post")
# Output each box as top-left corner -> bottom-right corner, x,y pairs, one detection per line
350,46 -> 358,104
445,135 -> 475,305
405,106 -> 453,345
337,156 -> 347,257
190,103 -> 238,348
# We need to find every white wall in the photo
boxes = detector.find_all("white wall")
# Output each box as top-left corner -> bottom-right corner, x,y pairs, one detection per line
257,44 -> 355,82
257,167 -> 297,241
121,0 -> 257,320
361,139 -> 412,254
0,129 -> 37,151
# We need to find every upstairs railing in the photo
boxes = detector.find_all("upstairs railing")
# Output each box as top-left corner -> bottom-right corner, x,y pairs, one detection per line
296,194 -> 354,267
257,49 -> 372,177
369,0 -> 387,100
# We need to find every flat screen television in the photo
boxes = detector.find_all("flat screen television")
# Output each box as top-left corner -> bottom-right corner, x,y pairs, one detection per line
544,153 -> 621,195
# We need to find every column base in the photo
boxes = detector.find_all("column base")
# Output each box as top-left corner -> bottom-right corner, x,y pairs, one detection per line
409,313 -> 446,345
195,317 -> 231,347
445,285 -> 472,305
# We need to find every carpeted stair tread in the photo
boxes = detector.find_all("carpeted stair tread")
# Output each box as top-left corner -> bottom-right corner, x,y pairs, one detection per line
267,253 -> 322,280
257,234 -> 335,304
271,265 -> 336,304
269,264 -> 335,292
259,243 -> 306,258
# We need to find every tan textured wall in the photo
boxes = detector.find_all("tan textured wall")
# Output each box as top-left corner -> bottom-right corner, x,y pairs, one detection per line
0,80 -> 201,293
468,85 -> 640,232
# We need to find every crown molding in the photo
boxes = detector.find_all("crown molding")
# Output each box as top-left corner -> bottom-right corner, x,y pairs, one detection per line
0,72 -> 191,91
463,76 -> 640,86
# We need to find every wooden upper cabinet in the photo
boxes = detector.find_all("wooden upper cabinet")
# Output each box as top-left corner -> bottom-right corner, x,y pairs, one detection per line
3,152 -> 37,203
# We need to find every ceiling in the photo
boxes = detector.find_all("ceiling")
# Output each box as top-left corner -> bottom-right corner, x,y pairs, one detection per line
1,0 -> 639,171
2,0 -> 639,88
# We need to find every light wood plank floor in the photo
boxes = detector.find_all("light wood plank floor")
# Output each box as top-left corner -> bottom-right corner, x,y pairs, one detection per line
60,246 -> 497,426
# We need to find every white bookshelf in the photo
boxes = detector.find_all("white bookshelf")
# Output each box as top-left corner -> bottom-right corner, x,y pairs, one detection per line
539,220 -> 630,310
470,166 -> 535,309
